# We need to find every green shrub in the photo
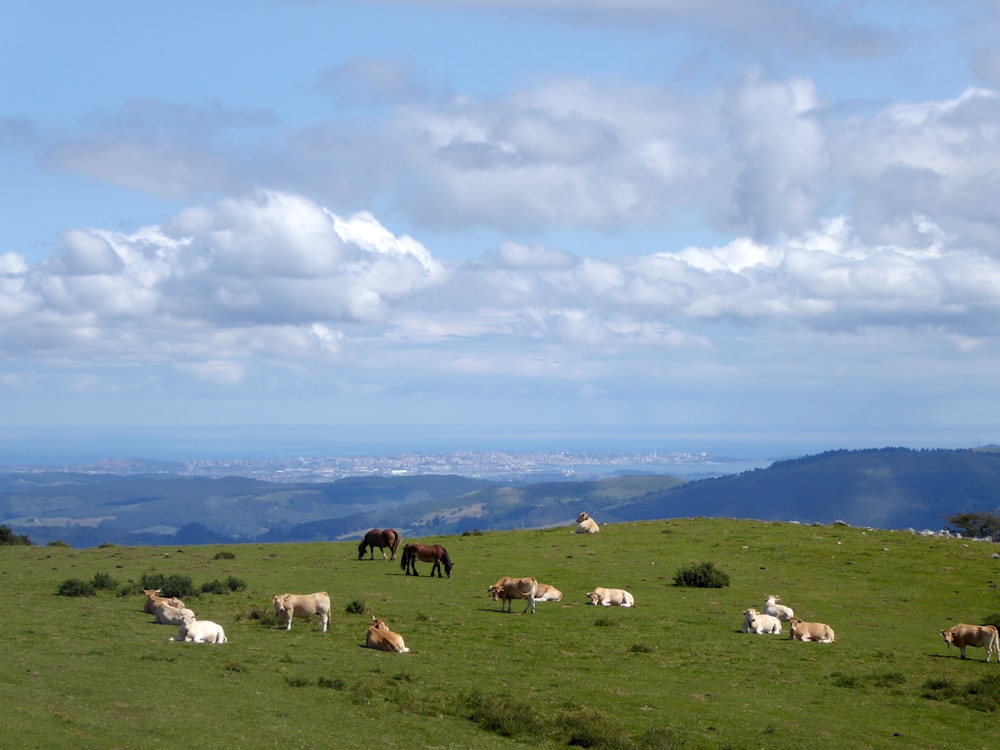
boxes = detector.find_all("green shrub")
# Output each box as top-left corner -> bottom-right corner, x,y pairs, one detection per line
559,708 -> 631,749
46,540 -> 70,548
90,572 -> 118,591
201,579 -> 228,595
0,524 -> 32,546
213,550 -> 236,560
225,576 -> 246,592
982,612 -> 1000,629
673,561 -> 730,588
140,573 -> 195,599
58,578 -> 96,597
344,599 -> 366,615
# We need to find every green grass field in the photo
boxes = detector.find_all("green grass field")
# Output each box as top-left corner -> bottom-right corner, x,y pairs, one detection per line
2,519 -> 998,749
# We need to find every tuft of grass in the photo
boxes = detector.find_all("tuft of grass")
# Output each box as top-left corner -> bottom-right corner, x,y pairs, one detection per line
344,599 -> 366,615
464,690 -> 543,739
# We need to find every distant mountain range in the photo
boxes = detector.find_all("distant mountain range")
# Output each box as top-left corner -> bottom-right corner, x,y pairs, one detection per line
3,447 -> 1000,547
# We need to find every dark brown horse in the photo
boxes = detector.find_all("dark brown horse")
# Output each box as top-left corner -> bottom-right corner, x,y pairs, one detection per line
358,528 -> 402,561
400,542 -> 454,578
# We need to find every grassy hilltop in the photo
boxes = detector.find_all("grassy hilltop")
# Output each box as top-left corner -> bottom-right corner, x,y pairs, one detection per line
2,518 -> 999,749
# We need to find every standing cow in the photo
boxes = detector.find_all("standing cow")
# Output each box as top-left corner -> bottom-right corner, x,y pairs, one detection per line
273,592 -> 332,633
939,623 -> 1000,662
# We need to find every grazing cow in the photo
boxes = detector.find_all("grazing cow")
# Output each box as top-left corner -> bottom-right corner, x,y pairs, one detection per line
142,589 -> 185,615
575,512 -> 600,534
939,623 -> 1000,662
171,612 -> 227,644
788,617 -> 835,643
154,602 -> 196,626
488,576 -> 539,614
742,608 -> 781,635
365,617 -> 410,653
763,595 -> 794,621
586,587 -> 634,607
273,592 -> 331,633
532,583 -> 563,602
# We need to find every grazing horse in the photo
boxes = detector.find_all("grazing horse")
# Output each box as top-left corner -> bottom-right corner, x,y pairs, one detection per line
358,528 -> 402,562
400,542 -> 454,578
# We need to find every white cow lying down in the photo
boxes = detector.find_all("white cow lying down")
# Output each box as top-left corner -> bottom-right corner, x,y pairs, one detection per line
763,595 -> 794,621
742,608 -> 781,635
171,612 -> 227,644
586,587 -> 634,607
154,602 -> 196,626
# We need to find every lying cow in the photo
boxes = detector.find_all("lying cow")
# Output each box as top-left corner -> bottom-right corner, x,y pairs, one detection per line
143,588 -> 185,615
586,587 -> 634,607
939,623 -> 1000,662
788,616 -> 835,643
273,592 -> 331,633
742,608 -> 781,635
763,595 -> 794,621
154,602 -> 196,626
532,583 -> 563,603
575,512 -> 600,534
365,617 -> 410,653
488,576 -> 538,614
171,612 -> 227,644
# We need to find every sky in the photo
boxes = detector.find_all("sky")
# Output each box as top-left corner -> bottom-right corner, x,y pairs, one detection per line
3,0 -> 1000,455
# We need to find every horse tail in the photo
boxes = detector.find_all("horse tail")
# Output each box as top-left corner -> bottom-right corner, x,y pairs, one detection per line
390,530 -> 402,556
399,544 -> 409,572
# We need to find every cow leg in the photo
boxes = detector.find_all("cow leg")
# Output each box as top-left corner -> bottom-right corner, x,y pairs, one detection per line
321,613 -> 329,633
523,598 -> 535,614
960,646 -> 966,659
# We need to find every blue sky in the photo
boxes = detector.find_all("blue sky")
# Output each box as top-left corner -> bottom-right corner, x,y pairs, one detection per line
3,0 -> 1000,452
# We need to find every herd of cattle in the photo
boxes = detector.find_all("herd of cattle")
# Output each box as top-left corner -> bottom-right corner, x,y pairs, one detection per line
140,512 -> 1000,663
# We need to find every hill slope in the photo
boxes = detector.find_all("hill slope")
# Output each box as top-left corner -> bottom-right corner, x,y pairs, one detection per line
3,448 -> 1000,546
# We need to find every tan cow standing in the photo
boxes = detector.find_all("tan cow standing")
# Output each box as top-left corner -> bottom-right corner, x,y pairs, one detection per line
939,623 -> 1000,662
365,617 -> 410,653
273,592 -> 331,633
488,576 -> 538,614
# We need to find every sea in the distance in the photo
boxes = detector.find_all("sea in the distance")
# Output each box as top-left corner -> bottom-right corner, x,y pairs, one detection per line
0,424 -> 980,473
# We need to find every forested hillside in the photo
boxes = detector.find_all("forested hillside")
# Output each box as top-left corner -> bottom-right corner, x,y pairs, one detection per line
611,447 -> 1000,531
3,448 -> 999,547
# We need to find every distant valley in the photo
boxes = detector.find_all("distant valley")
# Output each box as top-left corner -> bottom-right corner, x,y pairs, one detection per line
3,447 -> 1000,547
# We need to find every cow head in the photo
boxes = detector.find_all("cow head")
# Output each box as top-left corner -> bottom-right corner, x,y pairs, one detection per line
487,585 -> 501,601
577,512 -> 590,523
586,592 -> 602,606
939,628 -> 955,647
370,616 -> 389,631
272,594 -> 290,615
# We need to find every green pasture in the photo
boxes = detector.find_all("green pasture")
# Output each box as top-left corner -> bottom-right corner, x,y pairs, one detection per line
1,519 -> 998,749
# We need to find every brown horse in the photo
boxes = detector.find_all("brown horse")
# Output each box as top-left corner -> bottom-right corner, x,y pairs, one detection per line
358,528 -> 402,561
400,542 -> 454,578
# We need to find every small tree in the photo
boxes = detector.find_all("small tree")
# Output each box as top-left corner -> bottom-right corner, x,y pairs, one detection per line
945,511 -> 1000,540
0,524 -> 32,546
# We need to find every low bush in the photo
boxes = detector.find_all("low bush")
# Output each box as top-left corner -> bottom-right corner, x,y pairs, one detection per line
90,572 -> 118,591
213,550 -> 236,560
140,573 -> 196,599
673,560 -> 730,588
58,578 -> 95,597
344,599 -> 366,615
